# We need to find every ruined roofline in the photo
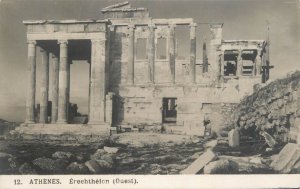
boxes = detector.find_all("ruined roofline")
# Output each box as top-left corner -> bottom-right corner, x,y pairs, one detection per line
223,39 -> 265,43
23,19 -> 110,25
102,1 -> 130,10
101,7 -> 148,13
108,18 -> 194,26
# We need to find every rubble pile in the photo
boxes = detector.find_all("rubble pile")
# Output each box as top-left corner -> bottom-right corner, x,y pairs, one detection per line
226,71 -> 300,144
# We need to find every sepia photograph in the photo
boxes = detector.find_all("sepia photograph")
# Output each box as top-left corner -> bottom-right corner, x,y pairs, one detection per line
0,0 -> 299,188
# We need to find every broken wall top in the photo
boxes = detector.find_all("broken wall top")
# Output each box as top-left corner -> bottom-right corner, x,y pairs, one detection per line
101,1 -> 150,19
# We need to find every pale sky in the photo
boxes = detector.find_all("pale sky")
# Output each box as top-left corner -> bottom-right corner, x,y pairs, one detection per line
0,0 -> 299,122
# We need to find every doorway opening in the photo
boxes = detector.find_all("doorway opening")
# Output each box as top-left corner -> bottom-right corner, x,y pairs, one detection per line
162,98 -> 177,123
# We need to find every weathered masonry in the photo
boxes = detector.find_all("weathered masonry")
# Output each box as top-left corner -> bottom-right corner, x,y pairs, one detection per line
22,2 -> 272,135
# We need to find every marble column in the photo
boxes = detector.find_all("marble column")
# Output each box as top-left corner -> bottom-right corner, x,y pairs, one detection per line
148,24 -> 155,83
51,53 -> 59,123
39,48 -> 49,123
190,23 -> 197,83
25,40 -> 37,123
88,39 -> 106,124
127,25 -> 135,85
168,24 -> 176,84
57,40 -> 69,123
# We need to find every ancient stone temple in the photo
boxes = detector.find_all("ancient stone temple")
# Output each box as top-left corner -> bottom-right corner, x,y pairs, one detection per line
20,2 -> 272,137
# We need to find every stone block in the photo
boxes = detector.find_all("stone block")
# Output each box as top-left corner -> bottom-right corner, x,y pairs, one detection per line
180,149 -> 217,174
270,143 -> 300,173
228,128 -> 239,147
104,146 -> 119,154
203,159 -> 239,174
71,116 -> 88,124
84,160 -> 101,174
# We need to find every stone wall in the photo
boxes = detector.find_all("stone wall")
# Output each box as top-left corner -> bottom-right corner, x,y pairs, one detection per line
225,71 -> 300,143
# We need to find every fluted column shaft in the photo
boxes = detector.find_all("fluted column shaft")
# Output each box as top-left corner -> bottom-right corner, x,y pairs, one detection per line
39,48 -> 49,123
51,53 -> 59,123
57,40 -> 69,123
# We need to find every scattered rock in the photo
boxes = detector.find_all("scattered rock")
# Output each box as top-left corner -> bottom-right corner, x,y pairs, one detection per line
204,159 -> 239,174
260,131 -> 277,148
32,157 -> 62,174
84,160 -> 102,174
104,146 -> 119,154
249,157 -> 262,164
154,155 -> 178,163
0,152 -> 17,172
90,149 -> 107,160
204,140 -> 218,149
189,152 -> 203,160
52,151 -> 74,162
228,128 -> 240,147
100,153 -> 115,165
270,143 -> 300,173
19,162 -> 37,174
180,150 -> 217,174
66,162 -> 89,174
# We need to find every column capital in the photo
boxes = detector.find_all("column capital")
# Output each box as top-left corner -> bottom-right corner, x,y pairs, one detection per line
168,24 -> 176,29
190,23 -> 197,27
58,40 -> 68,45
148,23 -> 156,29
91,38 -> 106,44
210,23 -> 224,29
128,24 -> 135,30
108,25 -> 115,32
27,40 -> 37,45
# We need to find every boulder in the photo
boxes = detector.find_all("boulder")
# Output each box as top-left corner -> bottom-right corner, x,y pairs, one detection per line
52,151 -> 74,162
104,146 -> 119,154
228,128 -> 240,147
100,153 -> 115,165
84,160 -> 102,174
204,140 -> 218,149
66,162 -> 89,174
204,159 -> 239,174
32,157 -> 63,174
260,131 -> 277,148
90,149 -> 106,160
0,152 -> 13,170
270,143 -> 300,173
18,162 -> 37,174
0,152 -> 17,172
180,150 -> 217,174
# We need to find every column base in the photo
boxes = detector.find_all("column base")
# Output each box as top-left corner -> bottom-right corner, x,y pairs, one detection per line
25,120 -> 35,124
56,120 -> 68,124
88,120 -> 106,125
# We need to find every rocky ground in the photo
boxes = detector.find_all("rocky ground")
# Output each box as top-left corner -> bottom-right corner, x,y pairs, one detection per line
0,131 -> 288,175
0,133 -> 208,174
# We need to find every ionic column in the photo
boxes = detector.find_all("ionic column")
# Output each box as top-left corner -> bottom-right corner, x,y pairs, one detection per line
39,48 -> 49,123
148,24 -> 155,83
168,24 -> 176,84
57,40 -> 69,123
127,25 -> 135,85
190,23 -> 197,83
51,53 -> 59,123
88,39 -> 106,124
25,40 -> 37,123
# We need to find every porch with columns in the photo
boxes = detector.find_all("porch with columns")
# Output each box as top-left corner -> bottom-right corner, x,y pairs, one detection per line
24,37 -> 110,127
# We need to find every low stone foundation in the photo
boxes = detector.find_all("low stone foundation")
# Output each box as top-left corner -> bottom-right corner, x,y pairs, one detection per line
9,123 -> 110,143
